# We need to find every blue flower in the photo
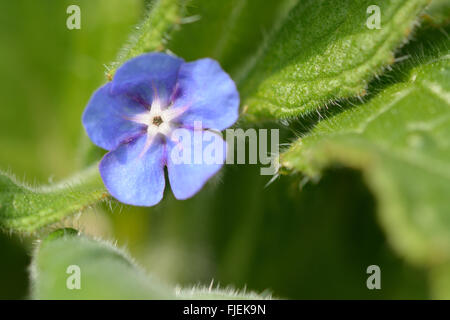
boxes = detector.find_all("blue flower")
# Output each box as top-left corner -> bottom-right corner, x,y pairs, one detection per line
82,53 -> 239,206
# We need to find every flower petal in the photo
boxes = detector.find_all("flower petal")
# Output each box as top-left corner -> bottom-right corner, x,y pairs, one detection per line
167,128 -> 226,200
99,135 -> 166,206
82,83 -> 147,151
173,58 -> 239,130
111,52 -> 184,105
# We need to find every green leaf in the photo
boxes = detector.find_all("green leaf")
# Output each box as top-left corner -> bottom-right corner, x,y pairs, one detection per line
281,26 -> 450,270
107,0 -> 190,79
31,229 -> 269,299
168,0 -> 298,78
0,233 -> 30,299
0,165 -> 107,234
239,0 -> 429,121
424,0 -> 450,26
430,261 -> 450,299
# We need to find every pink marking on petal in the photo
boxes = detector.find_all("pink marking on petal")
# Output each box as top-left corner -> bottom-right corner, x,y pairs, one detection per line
164,105 -> 189,122
169,82 -> 180,103
151,81 -> 161,107
122,113 -> 149,125
129,94 -> 150,108
139,135 -> 155,158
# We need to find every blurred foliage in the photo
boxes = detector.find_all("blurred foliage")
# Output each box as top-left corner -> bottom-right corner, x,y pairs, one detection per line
0,0 -> 143,181
168,0 -> 297,81
0,0 -> 448,300
283,25 -> 450,266
32,229 -> 269,299
32,229 -> 174,299
0,233 -> 30,299
107,0 -> 190,78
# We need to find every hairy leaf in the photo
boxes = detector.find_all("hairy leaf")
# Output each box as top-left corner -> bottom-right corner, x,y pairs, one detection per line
168,0 -> 297,78
31,229 -> 268,299
281,26 -> 450,268
0,166 -> 107,233
239,0 -> 429,121
107,0 -> 190,78
424,0 -> 450,26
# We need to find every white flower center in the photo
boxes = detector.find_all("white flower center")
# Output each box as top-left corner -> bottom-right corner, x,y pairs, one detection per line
127,97 -> 187,156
